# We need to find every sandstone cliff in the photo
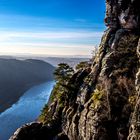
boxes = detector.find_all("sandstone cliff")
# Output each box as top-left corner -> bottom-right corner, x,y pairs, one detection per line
10,0 -> 140,140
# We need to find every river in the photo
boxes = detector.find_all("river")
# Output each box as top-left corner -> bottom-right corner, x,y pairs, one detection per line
0,81 -> 55,140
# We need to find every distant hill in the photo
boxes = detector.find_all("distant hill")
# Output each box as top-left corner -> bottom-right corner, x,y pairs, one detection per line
42,57 -> 89,67
0,58 -> 55,113
0,55 -> 89,67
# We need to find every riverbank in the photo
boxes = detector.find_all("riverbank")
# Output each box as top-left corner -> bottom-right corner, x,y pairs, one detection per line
0,58 -> 55,113
0,81 -> 55,140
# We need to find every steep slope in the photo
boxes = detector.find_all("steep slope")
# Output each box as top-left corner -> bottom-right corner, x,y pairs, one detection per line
0,58 -> 55,113
10,0 -> 140,140
127,39 -> 140,140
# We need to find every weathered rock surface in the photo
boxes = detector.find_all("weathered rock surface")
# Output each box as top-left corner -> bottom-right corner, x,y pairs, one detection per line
10,0 -> 140,140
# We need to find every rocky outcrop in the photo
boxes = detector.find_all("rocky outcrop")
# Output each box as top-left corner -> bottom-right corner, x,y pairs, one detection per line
10,0 -> 140,140
127,39 -> 140,140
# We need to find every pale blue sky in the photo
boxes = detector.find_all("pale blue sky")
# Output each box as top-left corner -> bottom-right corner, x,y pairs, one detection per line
0,0 -> 105,56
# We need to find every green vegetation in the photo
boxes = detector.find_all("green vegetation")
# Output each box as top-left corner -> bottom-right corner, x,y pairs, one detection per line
92,88 -> 105,107
75,61 -> 89,70
39,63 -> 74,123
51,63 -> 74,102
39,104 -> 49,122
92,89 -> 104,101
129,95 -> 137,108
54,63 -> 74,85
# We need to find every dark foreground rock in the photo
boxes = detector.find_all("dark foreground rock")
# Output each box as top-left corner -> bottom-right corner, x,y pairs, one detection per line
10,0 -> 140,140
9,122 -> 69,140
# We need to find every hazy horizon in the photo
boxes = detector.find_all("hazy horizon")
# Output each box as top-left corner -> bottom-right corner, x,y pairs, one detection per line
0,52 -> 92,58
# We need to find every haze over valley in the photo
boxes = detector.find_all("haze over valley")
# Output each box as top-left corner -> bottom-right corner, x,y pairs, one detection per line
0,58 -> 55,113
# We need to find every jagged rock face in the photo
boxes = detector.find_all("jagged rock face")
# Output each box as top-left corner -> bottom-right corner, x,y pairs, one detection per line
62,30 -> 139,140
105,0 -> 140,30
127,39 -> 140,140
10,0 -> 140,140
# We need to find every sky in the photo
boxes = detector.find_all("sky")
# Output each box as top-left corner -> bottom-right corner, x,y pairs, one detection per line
0,0 -> 105,57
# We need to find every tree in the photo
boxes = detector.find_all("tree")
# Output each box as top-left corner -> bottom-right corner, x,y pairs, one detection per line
39,64 -> 74,122
54,63 -> 74,85
91,47 -> 98,61
75,61 -> 89,70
